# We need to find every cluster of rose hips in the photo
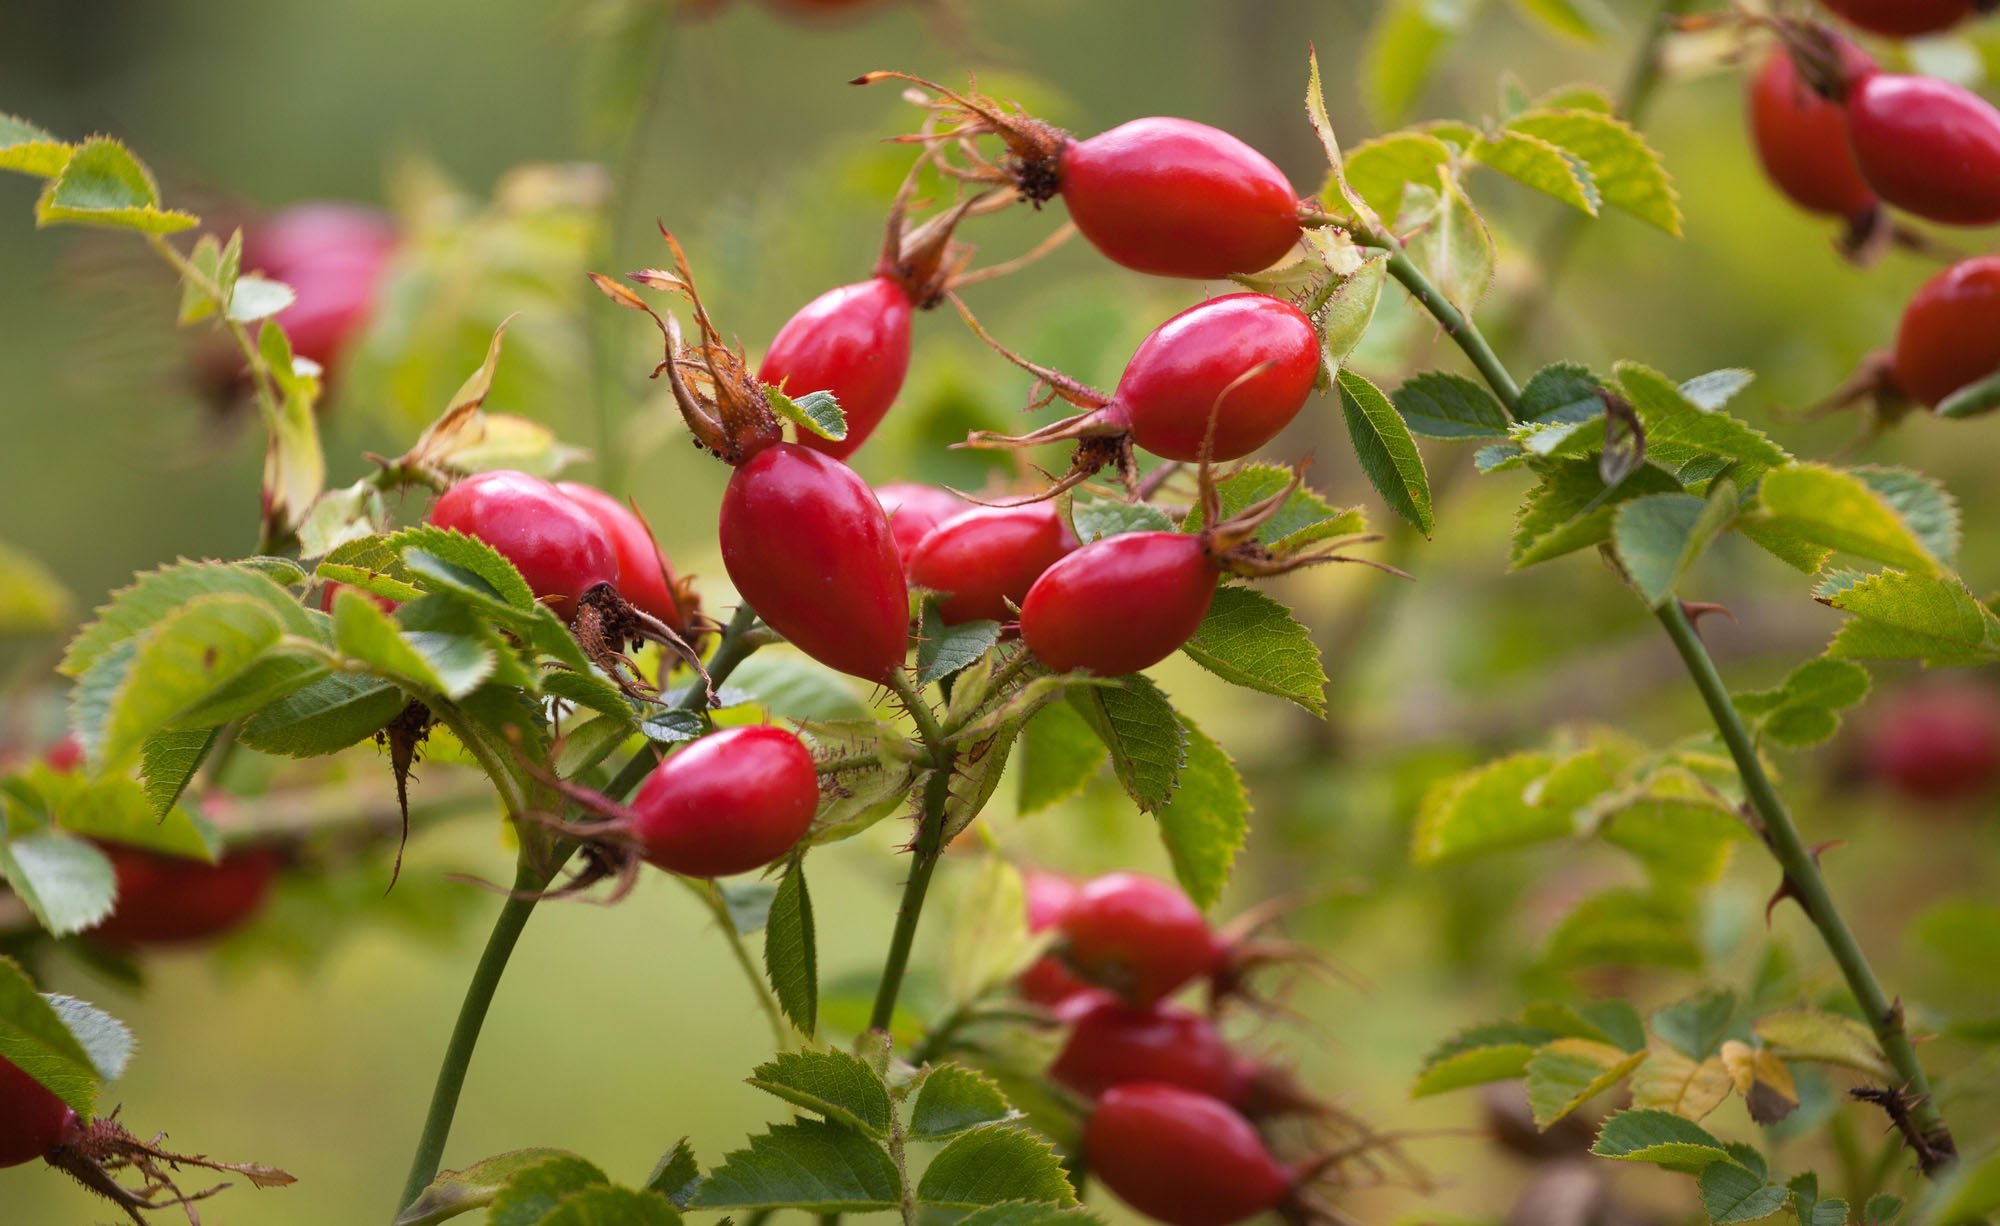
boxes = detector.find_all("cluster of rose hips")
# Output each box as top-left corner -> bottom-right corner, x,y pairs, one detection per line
1015,870 -> 1361,1226
1745,5 -> 2000,415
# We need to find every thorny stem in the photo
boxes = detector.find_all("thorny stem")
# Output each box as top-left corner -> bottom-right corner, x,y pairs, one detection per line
869,676 -> 957,1032
397,604 -> 765,1215
1386,231 -> 1956,1172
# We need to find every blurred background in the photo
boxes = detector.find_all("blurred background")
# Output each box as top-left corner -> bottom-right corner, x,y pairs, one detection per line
2,0 -> 1997,1221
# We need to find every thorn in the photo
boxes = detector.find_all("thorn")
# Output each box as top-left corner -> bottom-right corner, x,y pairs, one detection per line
1679,599 -> 1736,636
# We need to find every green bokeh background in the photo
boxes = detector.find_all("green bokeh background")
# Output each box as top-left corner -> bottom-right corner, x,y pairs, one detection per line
3,1 -> 1997,1222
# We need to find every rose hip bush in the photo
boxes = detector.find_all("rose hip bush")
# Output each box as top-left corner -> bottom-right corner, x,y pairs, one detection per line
4,1 -> 2000,1223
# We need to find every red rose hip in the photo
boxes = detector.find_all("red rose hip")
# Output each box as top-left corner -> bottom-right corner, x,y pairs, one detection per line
1086,1084 -> 1293,1226
1893,256 -> 2000,409
910,503 -> 1076,624
0,1056 -> 78,1168
1865,683 -> 2000,801
1022,532 -> 1217,676
760,277 -> 913,460
1019,870 -> 1094,1007
1060,118 -> 1302,279
556,481 -> 696,635
1746,43 -> 1878,220
1847,73 -> 2000,227
875,483 -> 965,572
1052,997 -> 1240,1101
428,471 -> 619,622
87,845 -> 281,946
244,202 -> 397,368
719,443 -> 910,681
1059,871 -> 1221,1006
630,726 -> 819,877
1117,293 -> 1319,461
1821,0 -> 1975,37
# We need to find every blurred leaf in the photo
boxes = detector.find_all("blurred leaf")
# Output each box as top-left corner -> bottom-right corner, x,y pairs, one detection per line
1405,172 -> 1496,314
1070,500 -> 1172,545
1362,0 -> 1485,124
258,320 -> 327,537
225,274 -> 295,324
1819,568 -> 2000,666
1414,1021 -> 1555,1096
1915,1152 -> 2000,1225
691,1120 -> 899,1211
1342,132 -> 1451,221
61,561 -> 315,680
1718,1040 -> 1798,1125
486,1155 -> 613,1226
0,112 -> 71,177
1340,367 -> 1434,536
1701,1160 -> 1789,1224
1546,889 -> 1699,971
1155,713 -> 1247,910
764,859 -> 817,1037
1590,1108 -> 1732,1172
33,136 -> 196,233
1651,990 -> 1737,1061
1527,1039 -> 1646,1127
1181,585 -> 1327,715
1412,751 -> 1564,863
728,654 -> 870,721
917,604 -> 1000,686
1506,109 -> 1680,234
909,1064 -> 1017,1142
917,1125 -> 1077,1209
1614,481 -> 1737,607
1868,1193 -> 1905,1225
1935,367 -> 2000,419
0,539 -> 72,637
397,1150 -> 603,1226
765,387 -> 847,442
1015,700 -> 1105,815
0,957 -> 100,1115
942,857 -> 1037,1010
239,673 -> 406,757
1734,658 -> 1870,749
748,1049 -> 891,1137
1751,1010 -> 1892,1080
26,766 -> 218,858
1630,1045 -> 1732,1121
1472,129 -> 1600,213
176,230 -> 241,325
1393,371 -> 1511,439
1511,0 -> 1613,40
0,831 -> 115,936
1068,676 -> 1185,813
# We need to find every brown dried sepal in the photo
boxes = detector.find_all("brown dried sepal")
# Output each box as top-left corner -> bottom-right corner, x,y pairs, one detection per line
46,1111 -> 295,1225
852,71 -> 1070,203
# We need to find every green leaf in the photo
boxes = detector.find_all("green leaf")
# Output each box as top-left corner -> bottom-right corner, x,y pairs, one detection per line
175,231 -> 241,326
0,112 -> 71,177
1914,1152 -> 2000,1226
484,1154 -> 611,1226
764,386 -> 847,442
1751,1010 -> 1893,1080
1590,1108 -> 1732,1173
764,860 -> 817,1037
1402,171 -> 1496,312
955,1202 -> 1098,1226
942,857 -> 1038,1011
1393,371 -> 1512,440
1934,367 -> 2000,419
1015,700 -> 1106,815
918,1125 -> 1078,1209
96,594 -> 285,770
392,525 -> 537,611
0,957 -> 101,1115
1652,991 -> 1737,1060
1756,464 -> 1947,573
1735,658 -> 1870,749
1512,0 -> 1613,40
1181,463 -> 1367,552
1070,499 -> 1173,545
1511,459 -> 1683,569
534,1186 -> 681,1225
1506,108 -> 1680,234
1068,676 -> 1185,813
691,1120 -> 900,1212
1471,128 -> 1601,214
1701,1161 -> 1789,1224
1681,368 -> 1755,411
139,729 -> 217,817
1414,1022 -> 1556,1096
394,1148 -> 594,1226
226,273 -> 296,324
645,1140 -> 703,1209
1853,466 -> 1960,570
1411,751 -> 1566,864
1338,368 -> 1433,535
1820,569 -> 2000,667
1180,585 -> 1326,715
33,137 -> 196,233
239,673 -> 407,757
910,1063 -> 1017,1141
748,1049 -> 892,1137
1155,714 -> 1247,910
917,605 -> 1001,686
1612,483 -> 1737,607
1527,1039 -> 1648,1127
61,560 -> 316,680
0,832 -> 116,936
1520,362 -> 1606,424
727,654 -> 871,722
1360,0 -> 1483,124
1867,1194 -> 1905,1225
45,996 -> 132,1083
1341,131 -> 1452,221
0,538 -> 72,638
1546,889 -> 1700,971
28,768 -> 218,859
1616,362 -> 1790,484
258,320 -> 327,534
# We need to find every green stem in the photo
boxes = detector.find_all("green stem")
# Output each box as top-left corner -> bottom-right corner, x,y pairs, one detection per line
1381,245 -> 1521,415
885,671 -> 948,761
1390,227 -> 1956,1174
397,851 -> 554,1213
868,748 -> 955,1033
1655,602 -> 1953,1168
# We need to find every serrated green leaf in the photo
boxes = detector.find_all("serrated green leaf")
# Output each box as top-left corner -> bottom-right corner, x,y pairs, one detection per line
1519,362 -> 1605,424
748,1049 -> 892,1137
391,526 -> 536,611
1414,1022 -> 1556,1096
1406,170 -> 1496,313
1651,991 -> 1737,1061
394,1148 -> 593,1226
0,112 -> 71,178
0,957 -> 100,1115
764,860 -> 817,1037
1342,131 -> 1452,221
61,561 -> 316,680
1181,463 -> 1367,552
1472,128 -> 1601,214
1507,108 -> 1680,234
918,1125 -> 1077,1209
1547,889 -> 1700,971
1737,658 -> 1870,749
1527,1039 -> 1648,1127
1854,466 -> 1960,570
1613,483 -> 1737,607
1511,459 -> 1683,569
98,594 -> 285,770
645,1140 -> 702,1209
955,1202 -> 1098,1226
1681,368 -> 1754,411
238,672 -> 407,757
1820,569 -> 2000,667
1411,751 -> 1569,864
334,590 -> 492,699
44,996 -> 131,1084
1751,1010 -> 1892,1080
691,1120 -> 899,1212
1070,499 -> 1172,545
1180,585 -> 1326,716
1591,1108 -> 1732,1172
917,604 -> 1001,687
0,831 -> 116,936
535,1186 -> 681,1226
1392,371 -> 1512,439
1015,699 -> 1105,815
1339,367 -> 1432,535
485,1155 -> 611,1226
1757,464 -> 1945,573
1155,713 -> 1247,910
764,386 -> 847,442
138,729 -> 216,818
33,137 -> 196,233
1616,362 -> 1790,484
911,1063 -> 1017,1141
1068,676 -> 1185,813
1700,1161 -> 1789,1224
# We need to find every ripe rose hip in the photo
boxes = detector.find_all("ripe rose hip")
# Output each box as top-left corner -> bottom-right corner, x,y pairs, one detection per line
1865,683 -> 2000,801
1822,0 -> 1976,37
243,202 -> 397,368
630,726 -> 819,877
1052,996 -> 1240,1102
909,503 -> 1077,624
760,277 -> 913,461
1022,532 -> 1217,676
1847,73 -> 2000,227
1059,118 -> 1302,279
1086,1084 -> 1293,1226
428,470 -> 619,622
87,845 -> 281,946
555,481 -> 697,636
1058,871 -> 1221,1006
1019,870 -> 1094,1007
1893,256 -> 2000,409
875,483 -> 964,572
0,1055 -> 78,1168
719,443 -> 910,681
1746,43 -> 1878,221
